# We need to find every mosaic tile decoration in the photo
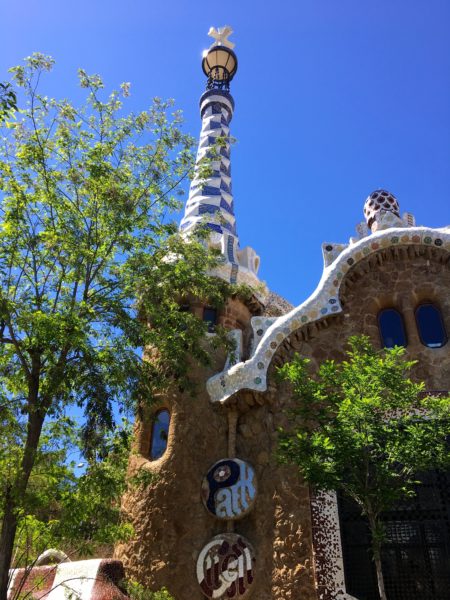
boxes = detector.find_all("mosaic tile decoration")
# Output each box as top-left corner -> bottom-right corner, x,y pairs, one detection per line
207,226 -> 450,404
8,559 -> 128,600
180,91 -> 239,255
201,458 -> 257,520
197,534 -> 255,599
321,242 -> 349,268
224,329 -> 243,370
179,89 -> 263,294
364,189 -> 400,230
311,491 -> 359,600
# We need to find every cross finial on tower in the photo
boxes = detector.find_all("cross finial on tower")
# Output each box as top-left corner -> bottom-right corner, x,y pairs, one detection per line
207,26 -> 235,49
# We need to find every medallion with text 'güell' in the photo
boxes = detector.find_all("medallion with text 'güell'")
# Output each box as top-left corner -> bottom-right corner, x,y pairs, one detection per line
197,534 -> 256,599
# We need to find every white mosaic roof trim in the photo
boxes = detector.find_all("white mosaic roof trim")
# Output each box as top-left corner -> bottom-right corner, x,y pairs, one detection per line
207,225 -> 450,403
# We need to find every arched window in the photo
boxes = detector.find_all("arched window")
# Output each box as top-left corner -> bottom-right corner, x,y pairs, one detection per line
415,304 -> 447,348
150,409 -> 170,460
378,309 -> 407,348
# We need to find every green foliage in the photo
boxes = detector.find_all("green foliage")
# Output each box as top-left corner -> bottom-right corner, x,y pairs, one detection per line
0,52 -> 238,586
0,83 -> 16,123
124,580 -> 174,600
277,335 -> 450,599
278,336 -> 450,508
5,422 -> 132,564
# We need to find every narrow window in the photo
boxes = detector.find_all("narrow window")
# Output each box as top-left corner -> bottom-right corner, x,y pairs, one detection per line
378,309 -> 407,348
203,307 -> 218,333
150,409 -> 170,460
415,304 -> 447,348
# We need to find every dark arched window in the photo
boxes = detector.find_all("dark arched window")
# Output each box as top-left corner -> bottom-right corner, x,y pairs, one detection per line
415,304 -> 447,348
150,409 -> 170,460
378,309 -> 407,348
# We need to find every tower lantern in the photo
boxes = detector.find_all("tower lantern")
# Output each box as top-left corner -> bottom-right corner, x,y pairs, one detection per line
202,26 -> 238,90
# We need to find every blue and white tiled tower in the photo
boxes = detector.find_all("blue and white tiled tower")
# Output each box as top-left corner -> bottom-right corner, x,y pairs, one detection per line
179,27 -> 265,297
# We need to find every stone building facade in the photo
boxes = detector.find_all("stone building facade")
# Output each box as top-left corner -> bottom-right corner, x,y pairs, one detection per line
115,29 -> 450,600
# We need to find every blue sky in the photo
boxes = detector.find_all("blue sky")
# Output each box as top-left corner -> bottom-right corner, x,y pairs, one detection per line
2,0 -> 449,306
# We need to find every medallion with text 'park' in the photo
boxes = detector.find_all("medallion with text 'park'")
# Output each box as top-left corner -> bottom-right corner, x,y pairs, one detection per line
201,458 -> 257,520
197,534 -> 255,599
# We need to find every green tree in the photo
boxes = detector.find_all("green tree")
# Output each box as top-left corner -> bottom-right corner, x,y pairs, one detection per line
0,53 -> 235,599
7,421 -> 133,566
277,336 -> 450,600
0,83 -> 16,123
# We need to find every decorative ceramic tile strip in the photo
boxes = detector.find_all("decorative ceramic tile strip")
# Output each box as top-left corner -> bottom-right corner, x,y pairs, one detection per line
223,329 -> 243,370
311,491 -> 359,600
207,226 -> 450,404
321,243 -> 348,268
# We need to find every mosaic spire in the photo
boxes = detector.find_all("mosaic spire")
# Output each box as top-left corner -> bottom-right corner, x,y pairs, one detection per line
180,90 -> 238,251
179,28 -> 263,294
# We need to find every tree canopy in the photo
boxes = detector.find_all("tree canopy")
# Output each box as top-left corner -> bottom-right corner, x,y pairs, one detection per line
277,336 -> 450,600
0,53 -> 236,599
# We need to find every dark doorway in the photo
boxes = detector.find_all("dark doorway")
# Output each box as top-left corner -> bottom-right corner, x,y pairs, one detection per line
338,470 -> 450,600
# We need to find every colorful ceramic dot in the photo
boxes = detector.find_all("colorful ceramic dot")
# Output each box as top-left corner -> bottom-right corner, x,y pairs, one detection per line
257,329 -> 263,336
257,362 -> 264,370
254,377 -> 262,385
270,341 -> 277,349
321,308 -> 328,315
301,316 -> 308,323
435,239 -> 443,246
424,236 -> 432,244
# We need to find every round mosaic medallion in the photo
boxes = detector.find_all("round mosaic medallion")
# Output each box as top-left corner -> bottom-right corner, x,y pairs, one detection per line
197,534 -> 256,599
201,458 -> 257,521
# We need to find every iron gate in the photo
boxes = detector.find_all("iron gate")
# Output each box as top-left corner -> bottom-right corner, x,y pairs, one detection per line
338,470 -> 450,600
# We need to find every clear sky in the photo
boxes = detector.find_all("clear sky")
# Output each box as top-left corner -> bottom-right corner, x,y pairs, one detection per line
2,0 -> 449,306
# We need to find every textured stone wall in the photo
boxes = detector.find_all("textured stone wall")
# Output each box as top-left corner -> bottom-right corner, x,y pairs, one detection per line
268,247 -> 450,389
116,247 -> 449,600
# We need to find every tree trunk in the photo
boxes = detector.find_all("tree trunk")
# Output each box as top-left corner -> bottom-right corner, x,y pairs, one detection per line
0,489 -> 18,600
367,511 -> 388,600
0,405 -> 45,600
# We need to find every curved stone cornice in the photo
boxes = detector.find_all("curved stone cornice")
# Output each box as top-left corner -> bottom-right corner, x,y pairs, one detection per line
207,226 -> 450,404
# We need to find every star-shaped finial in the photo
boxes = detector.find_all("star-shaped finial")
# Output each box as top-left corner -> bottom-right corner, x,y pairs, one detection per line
207,25 -> 235,49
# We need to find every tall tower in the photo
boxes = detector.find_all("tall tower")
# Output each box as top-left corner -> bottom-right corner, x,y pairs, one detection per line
115,28 -> 268,600
180,27 -> 263,292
